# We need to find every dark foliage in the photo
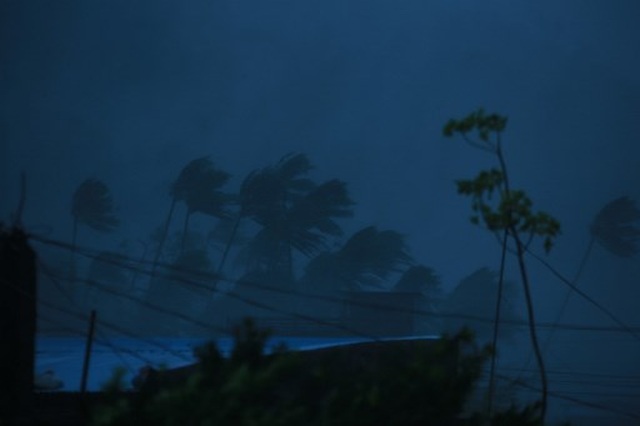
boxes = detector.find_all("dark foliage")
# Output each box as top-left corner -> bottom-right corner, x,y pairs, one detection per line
71,179 -> 119,232
90,319 -> 548,426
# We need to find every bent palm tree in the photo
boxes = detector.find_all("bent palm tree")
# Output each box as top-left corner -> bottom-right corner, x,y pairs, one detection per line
590,196 -> 640,258
71,178 -> 119,243
71,178 -> 119,303
226,154 -> 354,292
151,156 -> 232,276
443,267 -> 521,342
539,196 -> 640,353
551,196 -> 640,319
300,226 -> 412,293
214,153 -> 316,283
394,265 -> 441,294
237,178 -> 354,289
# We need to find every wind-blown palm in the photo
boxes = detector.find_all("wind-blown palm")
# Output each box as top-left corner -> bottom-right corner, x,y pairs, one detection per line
527,196 -> 640,386
226,153 -> 354,293
215,153 -> 316,281
238,177 -> 354,282
70,178 -> 119,303
152,157 -> 231,276
71,178 -> 119,239
394,265 -> 441,296
590,196 -> 640,258
337,226 -> 412,288
241,153 -> 316,222
300,226 -> 412,293
443,267 -> 521,342
556,196 -> 639,313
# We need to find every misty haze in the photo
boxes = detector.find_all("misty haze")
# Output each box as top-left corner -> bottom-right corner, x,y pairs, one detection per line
1,1 -> 639,425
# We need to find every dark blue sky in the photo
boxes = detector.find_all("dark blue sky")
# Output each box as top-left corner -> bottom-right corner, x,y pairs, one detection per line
2,0 -> 639,309
2,3 -> 640,420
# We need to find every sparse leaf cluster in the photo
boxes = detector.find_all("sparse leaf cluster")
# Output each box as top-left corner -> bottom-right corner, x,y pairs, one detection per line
443,108 -> 508,150
446,110 -> 560,254
457,172 -> 560,253
445,109 -> 556,421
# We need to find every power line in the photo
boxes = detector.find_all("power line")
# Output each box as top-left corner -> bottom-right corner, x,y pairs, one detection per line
40,271 -> 227,337
36,311 -> 140,376
526,248 -> 640,342
29,233 -> 640,335
8,255 -> 640,421
9,266 -> 195,366
494,373 -> 640,421
31,234 -> 384,340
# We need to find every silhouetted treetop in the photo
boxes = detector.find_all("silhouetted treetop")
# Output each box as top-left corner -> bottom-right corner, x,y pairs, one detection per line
71,178 -> 119,232
590,196 -> 640,257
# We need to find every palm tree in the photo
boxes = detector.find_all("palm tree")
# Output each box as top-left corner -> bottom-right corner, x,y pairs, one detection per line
241,178 -> 354,278
590,196 -> 640,258
394,265 -> 441,294
539,196 -> 640,356
71,178 -> 119,245
297,226 -> 412,321
552,196 -> 639,318
442,267 -> 521,342
215,153 -> 316,288
228,154 -> 354,290
151,156 -> 231,276
177,158 -> 232,253
300,226 -> 413,293
335,226 -> 412,289
393,265 -> 443,333
70,178 -> 119,303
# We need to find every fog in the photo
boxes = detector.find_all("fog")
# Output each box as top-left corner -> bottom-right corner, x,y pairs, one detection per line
2,1 -> 639,423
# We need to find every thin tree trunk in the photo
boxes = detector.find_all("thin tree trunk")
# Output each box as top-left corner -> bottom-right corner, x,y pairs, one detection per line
487,228 -> 509,419
496,138 -> 546,422
214,214 -> 242,289
514,232 -> 547,422
515,235 -> 596,386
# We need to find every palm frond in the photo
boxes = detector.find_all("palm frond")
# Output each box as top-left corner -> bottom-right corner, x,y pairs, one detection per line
171,156 -> 232,218
275,152 -> 314,182
288,179 -> 354,236
338,226 -> 413,287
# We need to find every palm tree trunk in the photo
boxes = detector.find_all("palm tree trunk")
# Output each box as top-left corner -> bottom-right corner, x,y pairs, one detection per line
180,211 -> 191,255
152,197 -> 177,279
129,241 -> 148,291
214,214 -> 243,289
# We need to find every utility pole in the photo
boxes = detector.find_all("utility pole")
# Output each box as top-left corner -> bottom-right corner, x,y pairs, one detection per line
0,227 -> 37,424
